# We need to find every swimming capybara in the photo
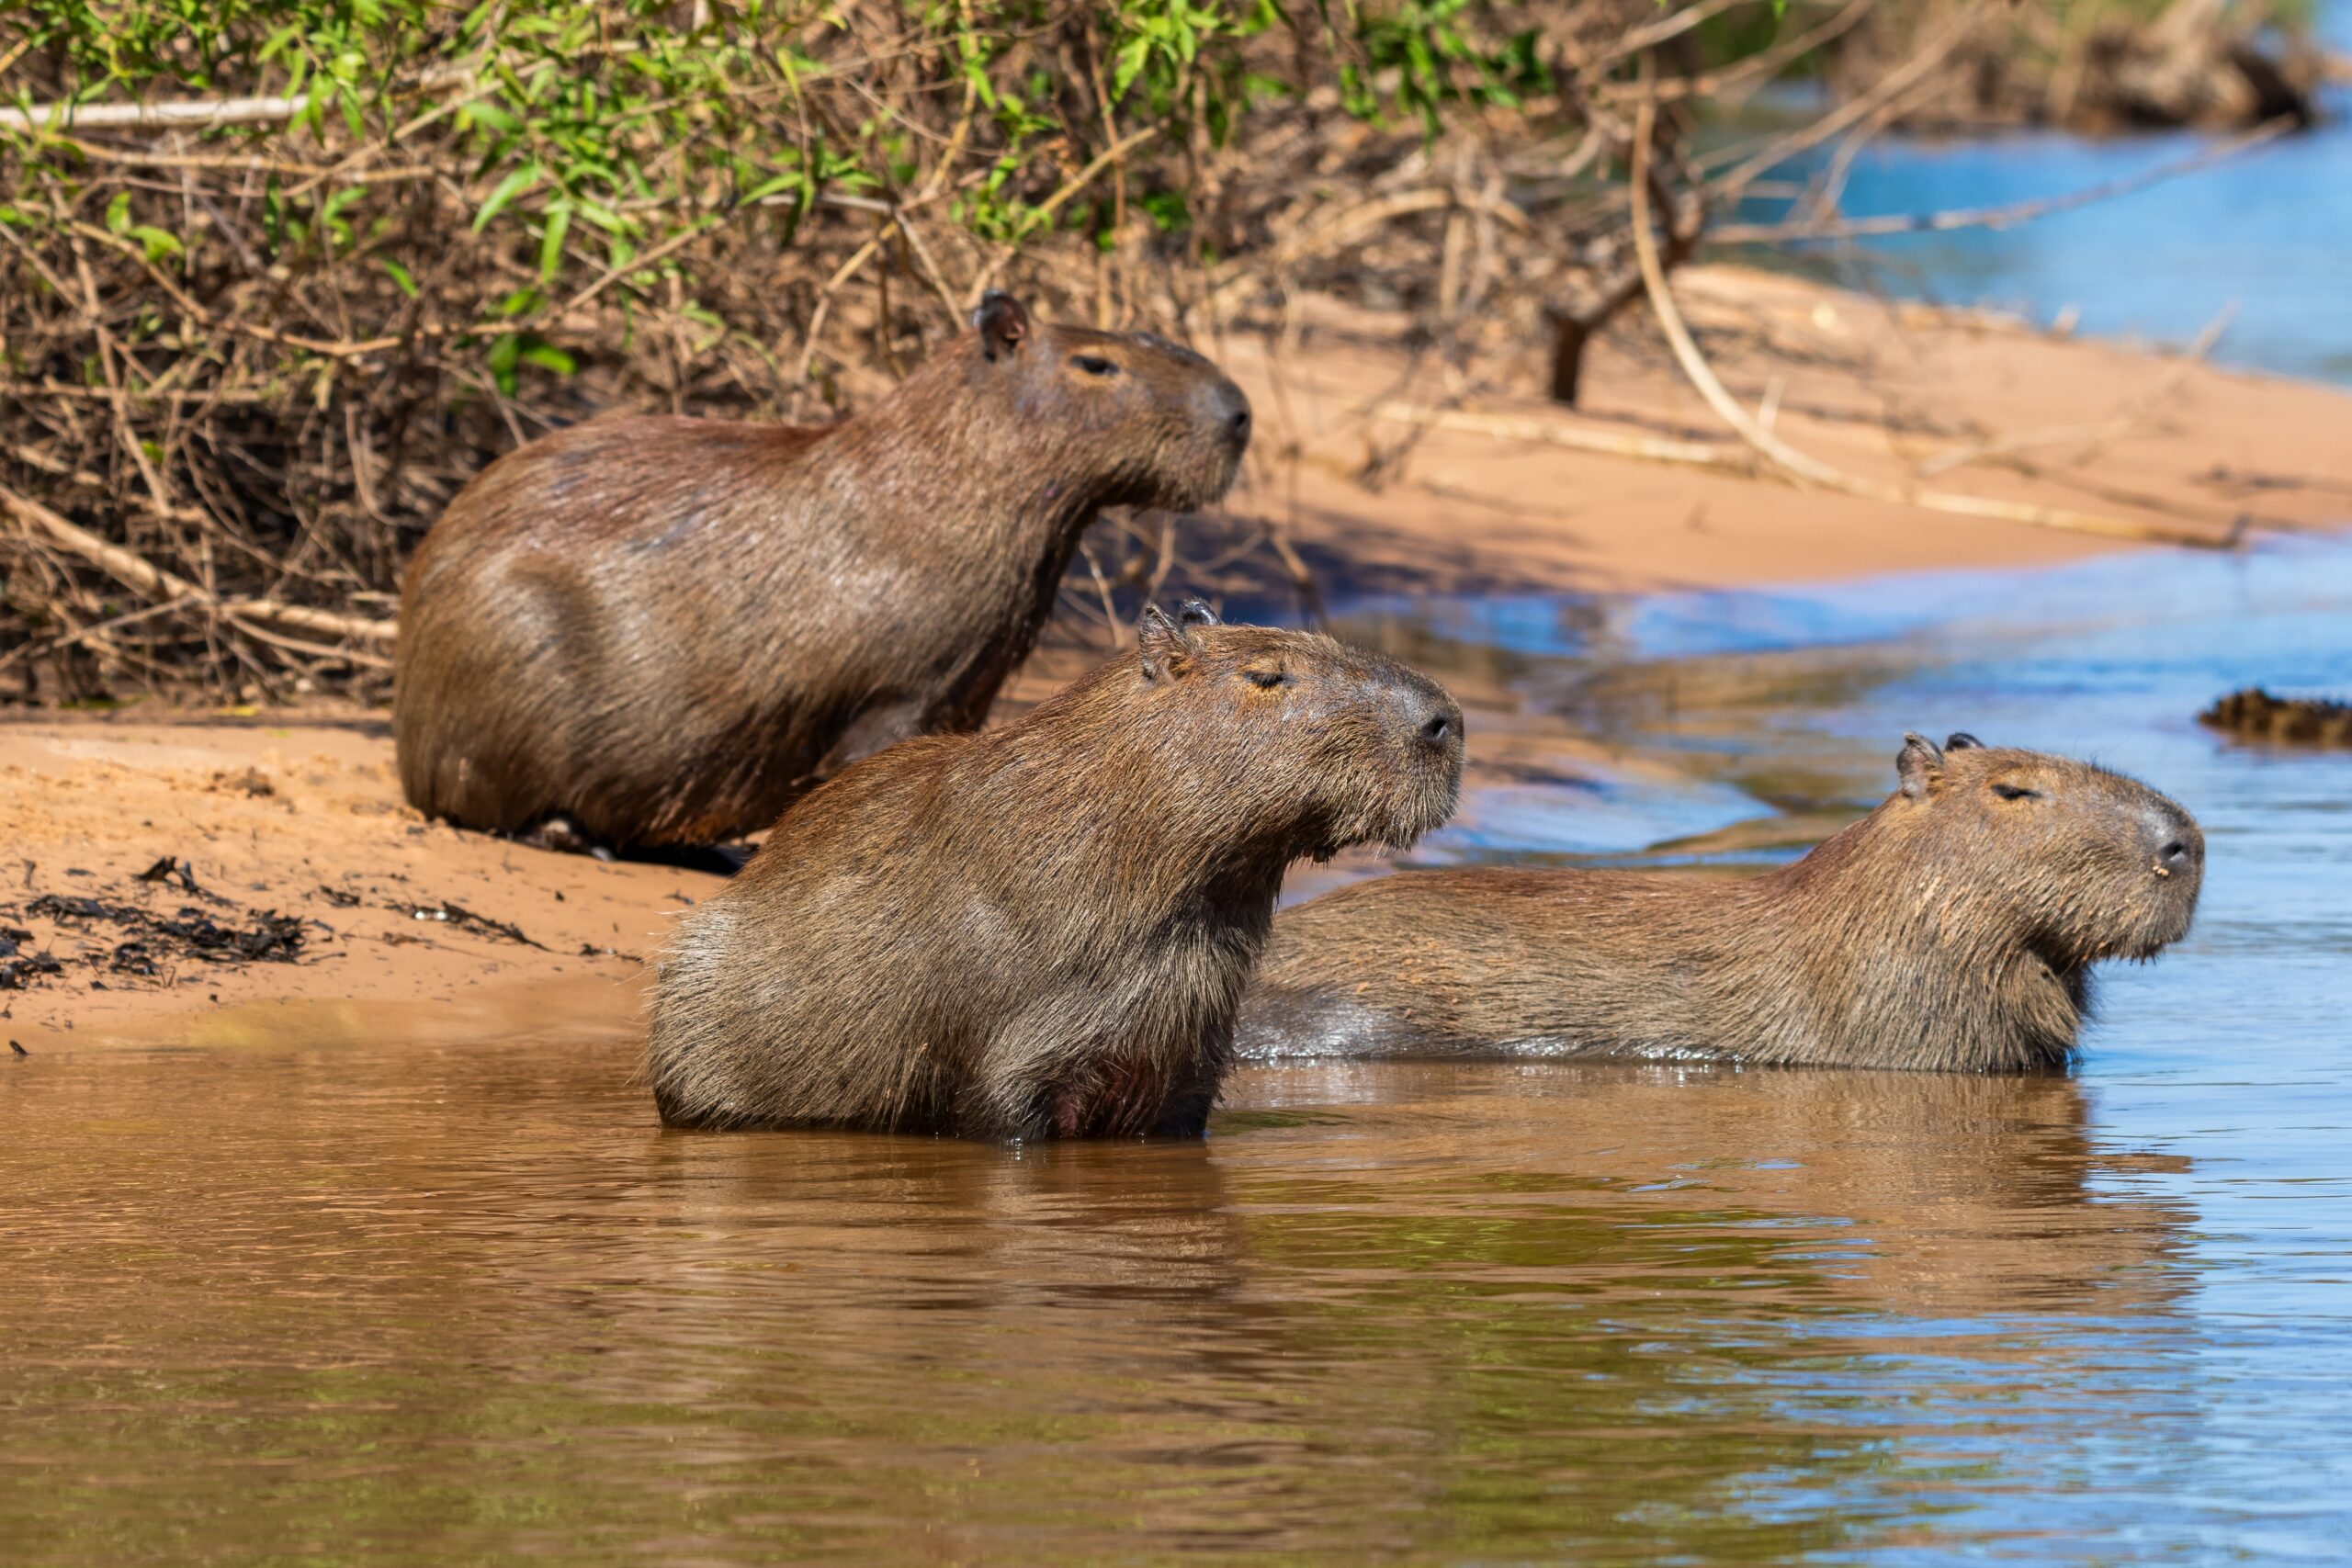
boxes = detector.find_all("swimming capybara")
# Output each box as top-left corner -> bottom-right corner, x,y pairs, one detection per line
394,292 -> 1253,849
2199,687 -> 2352,747
648,604 -> 1464,1138
1238,732 -> 2203,1072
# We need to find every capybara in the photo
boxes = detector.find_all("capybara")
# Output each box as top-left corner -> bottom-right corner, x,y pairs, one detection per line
648,604 -> 1464,1138
1238,732 -> 2203,1072
2200,686 -> 2352,747
394,291 -> 1252,848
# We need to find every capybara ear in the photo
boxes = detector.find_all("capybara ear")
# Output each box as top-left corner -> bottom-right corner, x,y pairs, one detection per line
1897,732 -> 1945,799
971,290 -> 1031,362
1176,599 -> 1220,628
1138,605 -> 1196,682
1945,731 -> 1984,751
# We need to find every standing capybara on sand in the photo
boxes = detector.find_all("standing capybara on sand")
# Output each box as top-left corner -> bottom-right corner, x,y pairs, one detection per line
648,604 -> 1464,1138
394,292 -> 1252,849
1238,733 -> 2203,1072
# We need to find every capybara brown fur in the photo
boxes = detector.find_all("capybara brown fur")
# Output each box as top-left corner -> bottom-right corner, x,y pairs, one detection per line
2199,686 -> 2352,747
394,292 -> 1252,848
1238,733 -> 2203,1072
648,604 -> 1464,1138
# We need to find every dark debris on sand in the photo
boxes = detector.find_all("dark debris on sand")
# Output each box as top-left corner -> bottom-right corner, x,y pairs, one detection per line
135,855 -> 231,904
396,901 -> 548,951
27,894 -> 308,967
3,859 -> 313,990
1,920 -> 63,990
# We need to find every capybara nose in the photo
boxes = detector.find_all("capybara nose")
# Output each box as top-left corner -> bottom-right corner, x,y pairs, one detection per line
1415,696 -> 1463,752
2158,837 -> 2196,873
1206,382 -> 1252,447
2149,807 -> 2203,878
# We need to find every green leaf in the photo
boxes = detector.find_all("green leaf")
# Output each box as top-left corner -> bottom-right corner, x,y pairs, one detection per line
738,173 -> 806,206
106,191 -> 133,234
130,226 -> 183,263
484,333 -> 521,394
1113,36 -> 1153,98
379,257 -> 417,298
538,198 -> 572,281
462,101 -> 520,135
574,199 -> 631,236
519,340 -> 576,375
473,163 -> 543,231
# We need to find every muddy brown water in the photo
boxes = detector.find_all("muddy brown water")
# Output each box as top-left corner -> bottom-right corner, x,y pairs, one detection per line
0,1046 -> 2200,1563
6,539 -> 2351,1562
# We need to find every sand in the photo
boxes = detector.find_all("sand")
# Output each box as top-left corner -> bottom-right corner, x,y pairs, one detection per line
0,717 -> 673,1051
1217,266 -> 2352,598
6,265 -> 2348,1051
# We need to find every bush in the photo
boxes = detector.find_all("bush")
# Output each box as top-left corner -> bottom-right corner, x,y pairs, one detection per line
0,0 -> 1757,700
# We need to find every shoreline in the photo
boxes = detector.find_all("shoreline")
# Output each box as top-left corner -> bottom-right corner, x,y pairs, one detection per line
1212,265 -> 2352,602
6,265 -> 2347,1053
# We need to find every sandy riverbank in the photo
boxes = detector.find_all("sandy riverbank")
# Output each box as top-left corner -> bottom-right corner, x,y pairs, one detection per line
1218,264 -> 2352,597
6,264 -> 2348,1051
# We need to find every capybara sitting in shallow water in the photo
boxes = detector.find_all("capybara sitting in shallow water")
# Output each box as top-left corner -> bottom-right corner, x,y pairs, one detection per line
394,291 -> 1251,849
648,604 -> 1464,1138
1238,733 -> 2203,1073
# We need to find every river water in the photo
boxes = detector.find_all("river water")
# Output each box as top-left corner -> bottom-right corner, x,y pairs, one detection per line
13,43 -> 2352,1549
6,536 -> 2349,1563
1750,6 -> 2352,382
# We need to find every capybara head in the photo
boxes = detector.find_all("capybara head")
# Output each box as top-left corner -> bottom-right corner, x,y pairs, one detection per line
1125,602 -> 1464,861
963,291 -> 1250,512
1886,731 -> 2203,971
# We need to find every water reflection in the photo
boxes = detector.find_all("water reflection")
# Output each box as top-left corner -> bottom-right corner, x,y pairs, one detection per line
1227,1063 -> 2188,1319
2,1038 -> 2204,1562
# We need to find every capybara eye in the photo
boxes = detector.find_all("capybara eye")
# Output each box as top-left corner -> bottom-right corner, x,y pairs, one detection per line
1991,783 -> 2041,801
1244,669 -> 1289,690
1071,354 -> 1119,378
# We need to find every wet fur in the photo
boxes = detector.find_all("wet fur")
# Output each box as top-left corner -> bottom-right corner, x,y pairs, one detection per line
394,299 -> 1251,846
648,615 -> 1464,1139
1239,737 -> 2204,1073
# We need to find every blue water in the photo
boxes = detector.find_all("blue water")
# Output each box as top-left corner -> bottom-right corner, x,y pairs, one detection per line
1747,7 -> 2352,382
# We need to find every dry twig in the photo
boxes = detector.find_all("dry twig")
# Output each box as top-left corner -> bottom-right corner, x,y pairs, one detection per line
1626,96 -> 2238,549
